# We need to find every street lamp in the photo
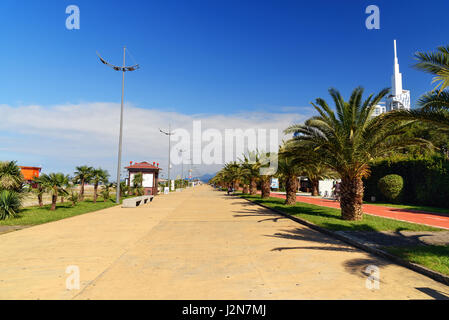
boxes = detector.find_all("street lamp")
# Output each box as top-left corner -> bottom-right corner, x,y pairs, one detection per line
159,125 -> 174,189
97,47 -> 139,204
178,148 -> 186,187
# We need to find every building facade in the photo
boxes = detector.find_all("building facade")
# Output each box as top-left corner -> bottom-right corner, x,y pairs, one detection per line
125,161 -> 161,195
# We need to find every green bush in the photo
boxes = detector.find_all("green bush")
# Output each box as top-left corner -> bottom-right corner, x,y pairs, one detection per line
364,154 -> 449,208
377,174 -> 404,203
0,190 -> 21,220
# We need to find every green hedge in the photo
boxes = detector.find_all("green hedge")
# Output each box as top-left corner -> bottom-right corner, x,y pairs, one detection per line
377,174 -> 404,203
363,155 -> 449,208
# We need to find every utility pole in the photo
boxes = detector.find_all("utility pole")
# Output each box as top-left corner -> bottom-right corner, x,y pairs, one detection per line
160,125 -> 174,189
97,47 -> 139,204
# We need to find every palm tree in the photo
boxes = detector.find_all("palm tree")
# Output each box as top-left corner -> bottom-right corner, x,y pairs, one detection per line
223,162 -> 242,190
414,45 -> 449,93
258,152 -> 277,199
91,168 -> 110,203
285,87 -> 429,221
101,182 -> 114,202
40,173 -> 69,211
0,161 -> 24,192
32,176 -> 45,207
241,151 -> 261,195
276,153 -> 302,205
119,181 -> 129,197
73,166 -> 93,201
132,173 -> 144,196
59,174 -> 71,203
68,190 -> 79,207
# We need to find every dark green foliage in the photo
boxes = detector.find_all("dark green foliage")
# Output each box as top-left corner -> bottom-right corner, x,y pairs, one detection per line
0,190 -> 21,220
364,154 -> 449,208
377,174 -> 404,203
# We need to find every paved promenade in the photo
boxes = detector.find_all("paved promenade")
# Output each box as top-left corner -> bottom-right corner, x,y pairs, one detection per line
270,193 -> 449,230
0,186 -> 448,299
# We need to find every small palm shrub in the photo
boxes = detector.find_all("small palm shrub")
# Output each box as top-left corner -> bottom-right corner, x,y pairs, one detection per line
0,190 -> 21,220
101,190 -> 110,202
378,174 -> 404,203
135,187 -> 145,196
68,191 -> 79,207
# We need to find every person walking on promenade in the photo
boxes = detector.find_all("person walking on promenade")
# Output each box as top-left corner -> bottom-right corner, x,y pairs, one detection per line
334,181 -> 341,202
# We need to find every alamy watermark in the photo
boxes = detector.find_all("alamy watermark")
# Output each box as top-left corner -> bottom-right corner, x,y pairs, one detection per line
365,5 -> 380,30
365,265 -> 380,290
66,5 -> 80,30
169,120 -> 279,175
66,265 -> 80,290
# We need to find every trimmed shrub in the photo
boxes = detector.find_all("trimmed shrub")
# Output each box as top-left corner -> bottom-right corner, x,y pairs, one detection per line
377,174 -> 404,203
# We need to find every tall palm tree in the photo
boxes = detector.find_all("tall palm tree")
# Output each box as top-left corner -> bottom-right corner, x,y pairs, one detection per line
91,168 -> 110,203
258,152 -> 276,199
276,152 -> 302,205
240,151 -> 261,195
285,87 -> 430,221
40,173 -> 69,211
73,166 -> 93,201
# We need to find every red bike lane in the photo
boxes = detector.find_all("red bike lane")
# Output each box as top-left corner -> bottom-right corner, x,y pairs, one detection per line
269,193 -> 449,230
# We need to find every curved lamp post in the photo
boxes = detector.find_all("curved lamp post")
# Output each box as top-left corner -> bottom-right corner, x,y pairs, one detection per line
97,47 -> 139,204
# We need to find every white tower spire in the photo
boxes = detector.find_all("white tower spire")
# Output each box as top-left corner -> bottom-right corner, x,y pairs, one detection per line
386,39 -> 410,111
392,39 -> 403,96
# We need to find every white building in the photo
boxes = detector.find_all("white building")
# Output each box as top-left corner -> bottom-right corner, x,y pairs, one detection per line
386,40 -> 411,111
371,40 -> 411,118
372,102 -> 386,117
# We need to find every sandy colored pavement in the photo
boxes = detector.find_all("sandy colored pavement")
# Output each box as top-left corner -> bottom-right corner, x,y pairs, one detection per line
0,186 -> 448,300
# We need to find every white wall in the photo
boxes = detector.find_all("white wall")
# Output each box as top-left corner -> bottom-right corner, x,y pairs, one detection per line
142,173 -> 154,188
319,179 -> 335,198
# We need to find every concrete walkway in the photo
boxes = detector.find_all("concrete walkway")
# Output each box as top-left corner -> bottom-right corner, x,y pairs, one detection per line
0,186 -> 448,300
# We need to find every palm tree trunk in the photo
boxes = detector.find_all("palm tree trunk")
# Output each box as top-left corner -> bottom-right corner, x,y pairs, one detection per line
38,193 -> 43,207
93,184 -> 98,203
51,194 -> 57,211
242,185 -> 249,194
340,176 -> 364,221
249,178 -> 257,195
285,175 -> 298,205
261,177 -> 271,198
80,179 -> 85,201
311,179 -> 319,196
60,196 -> 64,203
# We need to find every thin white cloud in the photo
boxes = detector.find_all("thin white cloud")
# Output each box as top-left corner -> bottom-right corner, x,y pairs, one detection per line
0,102 -> 312,178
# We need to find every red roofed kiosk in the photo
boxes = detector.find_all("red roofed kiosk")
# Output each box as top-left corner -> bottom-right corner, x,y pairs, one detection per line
125,161 -> 161,195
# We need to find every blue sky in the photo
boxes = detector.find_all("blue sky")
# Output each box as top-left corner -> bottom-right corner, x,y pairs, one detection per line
1,0 -> 449,177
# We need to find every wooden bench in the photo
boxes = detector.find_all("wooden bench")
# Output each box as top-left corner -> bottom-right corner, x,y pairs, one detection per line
122,195 -> 154,208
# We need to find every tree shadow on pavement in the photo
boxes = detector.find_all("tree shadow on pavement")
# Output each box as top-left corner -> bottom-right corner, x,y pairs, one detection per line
415,287 -> 449,300
266,228 -> 358,253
